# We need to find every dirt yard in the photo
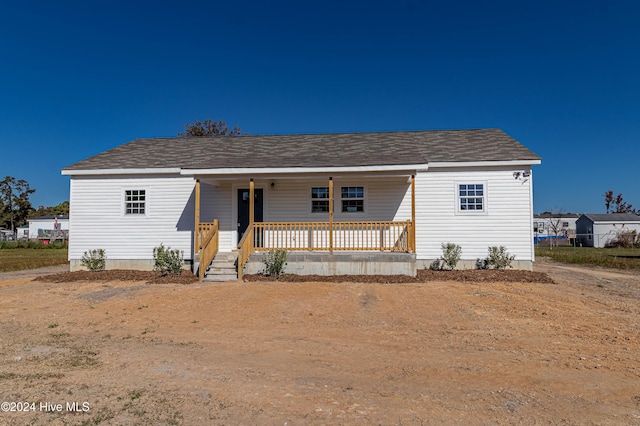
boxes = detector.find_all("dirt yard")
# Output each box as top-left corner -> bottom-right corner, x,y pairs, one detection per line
1,259 -> 639,425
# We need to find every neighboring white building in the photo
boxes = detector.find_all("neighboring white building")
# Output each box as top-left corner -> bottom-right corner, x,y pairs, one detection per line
533,213 -> 580,243
0,228 -> 14,241
27,215 -> 69,240
16,225 -> 29,240
62,129 -> 541,277
576,213 -> 640,248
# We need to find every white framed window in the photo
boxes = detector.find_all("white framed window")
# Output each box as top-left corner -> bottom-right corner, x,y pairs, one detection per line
457,183 -> 485,213
341,186 -> 364,213
124,189 -> 146,215
311,187 -> 330,213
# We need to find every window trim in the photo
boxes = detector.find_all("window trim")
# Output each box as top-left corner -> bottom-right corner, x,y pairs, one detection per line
455,181 -> 487,215
340,185 -> 365,214
122,188 -> 148,217
310,186 -> 330,214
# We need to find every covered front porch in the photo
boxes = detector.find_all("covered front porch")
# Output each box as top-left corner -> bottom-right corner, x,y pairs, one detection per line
191,173 -> 417,281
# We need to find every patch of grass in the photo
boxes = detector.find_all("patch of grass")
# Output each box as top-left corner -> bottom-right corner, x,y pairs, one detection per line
64,348 -> 99,368
0,372 -> 64,380
49,332 -> 70,340
536,246 -> 640,269
48,323 -> 59,328
0,247 -> 69,272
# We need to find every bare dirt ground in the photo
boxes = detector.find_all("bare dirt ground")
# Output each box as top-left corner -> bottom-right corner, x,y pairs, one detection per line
1,259 -> 639,425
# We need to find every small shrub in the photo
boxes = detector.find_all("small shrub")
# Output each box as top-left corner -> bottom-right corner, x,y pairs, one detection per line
485,246 -> 515,269
439,243 -> 462,270
263,249 -> 288,277
153,244 -> 184,276
81,249 -> 106,271
605,230 -> 640,248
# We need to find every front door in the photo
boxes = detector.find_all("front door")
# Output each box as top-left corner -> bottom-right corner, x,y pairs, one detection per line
237,188 -> 263,242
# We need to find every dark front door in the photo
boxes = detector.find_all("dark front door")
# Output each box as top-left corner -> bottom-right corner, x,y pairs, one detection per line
237,188 -> 263,242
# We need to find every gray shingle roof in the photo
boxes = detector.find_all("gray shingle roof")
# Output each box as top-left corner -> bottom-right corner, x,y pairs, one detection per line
63,128 -> 540,172
581,213 -> 640,222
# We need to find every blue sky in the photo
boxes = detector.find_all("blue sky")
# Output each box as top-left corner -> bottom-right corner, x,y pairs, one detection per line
1,0 -> 638,214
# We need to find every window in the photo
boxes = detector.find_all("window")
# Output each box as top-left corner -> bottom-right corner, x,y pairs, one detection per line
458,183 -> 484,212
125,189 -> 146,215
311,187 -> 329,213
562,221 -> 569,228
341,186 -> 364,213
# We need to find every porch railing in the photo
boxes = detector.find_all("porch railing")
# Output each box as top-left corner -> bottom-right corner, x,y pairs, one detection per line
237,220 -> 413,280
198,220 -> 219,281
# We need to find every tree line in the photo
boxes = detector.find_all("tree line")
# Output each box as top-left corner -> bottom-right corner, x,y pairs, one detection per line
0,176 -> 69,232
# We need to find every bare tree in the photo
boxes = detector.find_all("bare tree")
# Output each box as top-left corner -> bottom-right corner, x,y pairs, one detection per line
604,190 -> 637,214
546,208 -> 567,247
178,119 -> 243,138
604,190 -> 614,213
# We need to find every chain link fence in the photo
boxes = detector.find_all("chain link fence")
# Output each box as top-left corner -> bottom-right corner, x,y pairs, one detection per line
535,233 -> 640,249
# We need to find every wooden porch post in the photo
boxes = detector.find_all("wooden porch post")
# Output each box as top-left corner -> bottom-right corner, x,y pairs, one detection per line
195,179 -> 201,253
249,179 -> 254,225
329,177 -> 333,254
411,174 -> 416,253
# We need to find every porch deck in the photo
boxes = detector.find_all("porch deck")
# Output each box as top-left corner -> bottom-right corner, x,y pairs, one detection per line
194,176 -> 417,281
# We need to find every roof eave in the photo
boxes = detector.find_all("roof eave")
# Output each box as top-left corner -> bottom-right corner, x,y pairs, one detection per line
180,164 -> 429,176
427,159 -> 541,168
61,168 -> 182,176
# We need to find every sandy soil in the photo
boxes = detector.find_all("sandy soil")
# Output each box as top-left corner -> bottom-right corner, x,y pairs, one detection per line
1,259 -> 639,424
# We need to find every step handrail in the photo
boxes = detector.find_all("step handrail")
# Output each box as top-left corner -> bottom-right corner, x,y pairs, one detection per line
198,219 -> 219,281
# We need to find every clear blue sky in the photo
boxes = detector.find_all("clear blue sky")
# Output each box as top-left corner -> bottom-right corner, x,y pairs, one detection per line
1,0 -> 638,214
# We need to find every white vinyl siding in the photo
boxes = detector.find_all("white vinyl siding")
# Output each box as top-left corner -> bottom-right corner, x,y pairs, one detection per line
414,168 -> 534,262
266,177 -> 409,223
200,181 -> 234,253
69,175 -> 195,261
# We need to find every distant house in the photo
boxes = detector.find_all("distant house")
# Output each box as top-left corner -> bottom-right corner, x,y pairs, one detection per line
575,213 -> 640,248
0,228 -> 14,241
62,128 -> 541,279
533,213 -> 580,243
27,215 -> 69,241
16,225 -> 29,240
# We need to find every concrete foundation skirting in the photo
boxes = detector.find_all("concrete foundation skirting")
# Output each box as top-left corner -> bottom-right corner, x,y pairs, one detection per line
244,252 -> 417,276
69,259 -> 192,272
414,259 -> 534,271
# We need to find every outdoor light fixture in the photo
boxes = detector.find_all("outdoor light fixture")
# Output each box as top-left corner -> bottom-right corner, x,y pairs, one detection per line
513,171 -> 522,179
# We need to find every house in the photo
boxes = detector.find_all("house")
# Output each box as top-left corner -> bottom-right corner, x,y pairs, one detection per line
0,228 -> 14,241
27,215 -> 69,241
16,225 -> 29,240
533,213 -> 580,244
61,128 -> 541,279
575,213 -> 640,248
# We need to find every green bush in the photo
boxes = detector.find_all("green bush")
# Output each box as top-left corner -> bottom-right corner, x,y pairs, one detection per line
153,244 -> 184,276
0,240 -> 68,249
81,249 -> 106,271
439,243 -> 462,270
263,249 -> 288,277
485,246 -> 515,269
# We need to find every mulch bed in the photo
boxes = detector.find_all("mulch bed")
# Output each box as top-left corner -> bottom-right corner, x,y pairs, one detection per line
34,270 -> 200,284
34,269 -> 554,284
245,269 -> 554,284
